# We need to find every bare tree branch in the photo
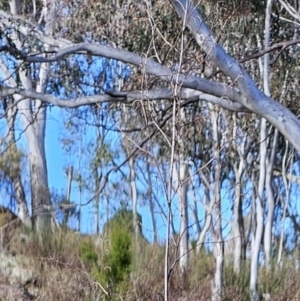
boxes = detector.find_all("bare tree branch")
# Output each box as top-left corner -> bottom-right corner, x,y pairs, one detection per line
0,86 -> 248,111
239,38 -> 300,63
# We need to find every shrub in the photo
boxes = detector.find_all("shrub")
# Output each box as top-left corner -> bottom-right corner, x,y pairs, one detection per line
79,241 -> 98,265
103,225 -> 132,284
86,210 -> 134,298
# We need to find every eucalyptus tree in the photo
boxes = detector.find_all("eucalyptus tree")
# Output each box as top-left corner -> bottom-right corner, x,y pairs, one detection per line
0,0 -> 57,232
2,0 -> 300,300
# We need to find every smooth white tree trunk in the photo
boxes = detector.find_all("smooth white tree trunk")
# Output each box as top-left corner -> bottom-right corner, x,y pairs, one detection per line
28,136 -> 52,232
264,129 -> 278,268
178,155 -> 189,272
63,166 -> 73,227
261,0 -> 274,271
146,160 -> 158,244
129,157 -> 139,239
196,185 -> 212,253
8,0 -> 55,232
211,107 -> 223,301
277,141 -> 292,264
250,119 -> 267,301
178,107 -> 189,272
4,88 -> 31,227
251,2 -> 273,298
232,115 -> 246,273
93,166 -> 100,234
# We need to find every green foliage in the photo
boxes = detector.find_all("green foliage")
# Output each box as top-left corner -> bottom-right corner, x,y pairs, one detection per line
90,143 -> 113,170
0,0 -> 9,11
0,145 -> 24,179
101,224 -> 132,285
79,241 -> 98,265
104,208 -> 141,235
97,211 -> 133,284
77,210 -> 135,297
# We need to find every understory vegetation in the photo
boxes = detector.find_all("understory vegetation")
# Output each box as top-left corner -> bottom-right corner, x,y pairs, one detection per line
0,218 -> 300,301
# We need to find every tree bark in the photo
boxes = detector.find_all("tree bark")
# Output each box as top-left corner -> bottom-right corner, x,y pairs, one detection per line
28,138 -> 52,233
4,95 -> 31,227
277,141 -> 292,264
177,107 -> 189,272
210,106 -> 224,301
129,157 -> 139,240
264,129 -> 278,268
232,122 -> 246,273
8,0 -> 54,233
178,154 -> 189,271
146,160 -> 158,244
196,180 -> 212,253
250,119 -> 267,301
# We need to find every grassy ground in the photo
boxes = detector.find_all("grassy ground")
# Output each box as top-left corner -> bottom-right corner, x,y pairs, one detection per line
1,224 -> 300,301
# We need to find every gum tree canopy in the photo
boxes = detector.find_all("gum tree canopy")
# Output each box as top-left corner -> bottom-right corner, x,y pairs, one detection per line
1,0 -> 299,151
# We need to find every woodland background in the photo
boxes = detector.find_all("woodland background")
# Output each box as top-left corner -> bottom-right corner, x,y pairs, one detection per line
1,0 -> 300,301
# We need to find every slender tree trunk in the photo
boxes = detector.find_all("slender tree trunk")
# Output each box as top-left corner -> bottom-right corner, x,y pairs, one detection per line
233,167 -> 245,273
250,174 -> 256,258
211,107 -> 223,301
14,178 -> 31,227
178,108 -> 189,272
250,2 -> 273,298
129,157 -> 139,239
63,166 -> 73,228
264,129 -> 278,268
93,167 -> 100,235
250,119 -> 267,301
277,142 -> 292,264
165,98 -> 177,301
146,161 -> 158,244
190,174 -> 201,236
178,155 -> 189,271
261,0 -> 275,271
196,185 -> 212,253
232,114 -> 246,273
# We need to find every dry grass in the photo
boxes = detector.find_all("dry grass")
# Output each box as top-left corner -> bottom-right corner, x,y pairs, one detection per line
1,226 -> 300,301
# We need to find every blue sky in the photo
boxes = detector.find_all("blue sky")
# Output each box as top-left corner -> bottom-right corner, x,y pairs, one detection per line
44,106 -> 167,241
0,99 -> 242,244
1,49 -> 297,249
0,42 -> 194,242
